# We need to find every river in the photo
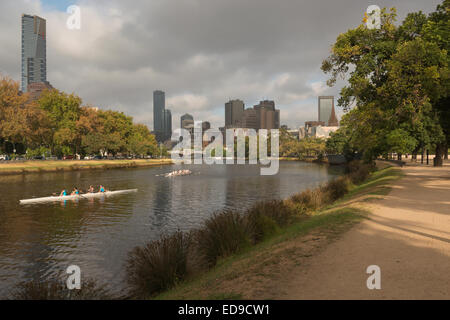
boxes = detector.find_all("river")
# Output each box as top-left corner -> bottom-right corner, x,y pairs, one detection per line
0,161 -> 343,297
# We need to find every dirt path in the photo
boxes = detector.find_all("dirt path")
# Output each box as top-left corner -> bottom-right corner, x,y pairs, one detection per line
281,164 -> 450,299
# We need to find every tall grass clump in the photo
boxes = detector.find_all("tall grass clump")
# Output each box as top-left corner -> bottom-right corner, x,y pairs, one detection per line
347,160 -> 373,184
321,176 -> 350,203
11,279 -> 114,300
245,200 -> 295,243
126,231 -> 191,298
195,211 -> 251,267
289,188 -> 324,212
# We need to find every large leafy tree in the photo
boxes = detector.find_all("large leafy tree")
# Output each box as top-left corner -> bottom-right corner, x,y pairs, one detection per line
38,89 -> 83,155
128,124 -> 158,157
322,2 -> 449,165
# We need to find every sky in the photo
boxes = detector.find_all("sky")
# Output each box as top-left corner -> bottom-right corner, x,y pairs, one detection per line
0,0 -> 443,130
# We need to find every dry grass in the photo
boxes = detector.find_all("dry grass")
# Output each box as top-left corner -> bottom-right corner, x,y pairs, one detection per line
126,231 -> 191,298
0,159 -> 173,174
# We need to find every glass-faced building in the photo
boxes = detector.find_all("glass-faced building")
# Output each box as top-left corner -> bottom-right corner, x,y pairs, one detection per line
153,90 -> 165,134
318,96 -> 334,125
163,109 -> 172,140
21,14 -> 46,92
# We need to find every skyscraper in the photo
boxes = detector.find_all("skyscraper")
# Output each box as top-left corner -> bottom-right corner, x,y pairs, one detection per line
225,99 -> 244,128
163,109 -> 172,140
318,96 -> 334,126
253,100 -> 280,130
153,90 -> 165,135
21,14 -> 47,92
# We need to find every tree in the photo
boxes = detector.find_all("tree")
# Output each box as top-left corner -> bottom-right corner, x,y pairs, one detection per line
38,89 -> 82,155
321,2 -> 449,165
128,124 -> 158,157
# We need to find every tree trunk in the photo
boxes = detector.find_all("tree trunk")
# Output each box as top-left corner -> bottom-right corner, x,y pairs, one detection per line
397,153 -> 402,161
434,144 -> 444,167
445,142 -> 449,160
421,148 -> 424,164
426,149 -> 429,165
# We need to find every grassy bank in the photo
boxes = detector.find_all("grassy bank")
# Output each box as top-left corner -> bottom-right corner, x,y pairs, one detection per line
0,159 -> 173,175
152,165 -> 402,300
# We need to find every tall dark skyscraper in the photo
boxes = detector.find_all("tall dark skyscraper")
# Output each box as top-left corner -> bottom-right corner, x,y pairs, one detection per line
153,90 -> 165,134
225,99 -> 244,128
153,90 -> 172,142
163,109 -> 172,140
21,14 -> 46,92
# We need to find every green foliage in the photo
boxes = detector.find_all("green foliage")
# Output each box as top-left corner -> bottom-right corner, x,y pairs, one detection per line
386,129 -> 418,155
25,146 -> 51,159
322,1 -> 449,164
280,132 -> 326,159
0,77 -> 158,158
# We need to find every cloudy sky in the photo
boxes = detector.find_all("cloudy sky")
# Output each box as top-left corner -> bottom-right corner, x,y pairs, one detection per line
0,0 -> 442,130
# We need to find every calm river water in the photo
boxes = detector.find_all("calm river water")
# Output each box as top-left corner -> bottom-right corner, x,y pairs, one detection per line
0,161 -> 343,297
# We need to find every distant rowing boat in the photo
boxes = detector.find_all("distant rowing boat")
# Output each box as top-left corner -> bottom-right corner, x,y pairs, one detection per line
19,189 -> 138,205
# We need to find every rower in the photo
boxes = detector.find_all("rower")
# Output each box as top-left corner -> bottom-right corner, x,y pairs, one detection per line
71,187 -> 80,196
60,189 -> 67,196
87,185 -> 94,193
99,185 -> 107,193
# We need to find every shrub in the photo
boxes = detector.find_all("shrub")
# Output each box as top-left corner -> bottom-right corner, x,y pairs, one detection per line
195,211 -> 250,267
347,160 -> 372,184
245,202 -> 282,243
11,279 -> 113,300
247,200 -> 293,227
126,231 -> 191,298
321,176 -> 350,203
289,188 -> 324,212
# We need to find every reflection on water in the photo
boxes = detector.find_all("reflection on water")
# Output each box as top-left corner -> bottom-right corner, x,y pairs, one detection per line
0,161 -> 343,297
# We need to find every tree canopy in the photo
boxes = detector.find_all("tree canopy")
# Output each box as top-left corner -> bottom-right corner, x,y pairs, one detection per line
322,1 -> 449,165
0,76 -> 158,158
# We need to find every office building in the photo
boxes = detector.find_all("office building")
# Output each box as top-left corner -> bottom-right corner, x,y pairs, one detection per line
21,14 -> 47,92
153,90 -> 165,134
224,99 -> 280,131
26,81 -> 53,101
153,90 -> 173,142
180,113 -> 194,129
225,99 -> 245,128
163,109 -> 172,141
318,96 -> 339,126
253,100 -> 280,130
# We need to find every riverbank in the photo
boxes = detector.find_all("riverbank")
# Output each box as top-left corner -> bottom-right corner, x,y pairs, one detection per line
281,163 -> 450,299
155,164 -> 403,299
0,159 -> 173,175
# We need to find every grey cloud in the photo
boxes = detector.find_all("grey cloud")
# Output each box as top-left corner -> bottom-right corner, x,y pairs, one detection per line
0,0 -> 442,130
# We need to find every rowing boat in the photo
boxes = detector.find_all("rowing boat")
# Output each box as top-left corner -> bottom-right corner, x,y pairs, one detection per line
19,189 -> 138,205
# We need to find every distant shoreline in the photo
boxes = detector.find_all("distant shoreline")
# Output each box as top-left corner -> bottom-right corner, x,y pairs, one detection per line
0,159 -> 173,176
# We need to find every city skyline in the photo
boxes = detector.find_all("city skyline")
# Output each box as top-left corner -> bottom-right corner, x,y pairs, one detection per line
0,0 -> 441,130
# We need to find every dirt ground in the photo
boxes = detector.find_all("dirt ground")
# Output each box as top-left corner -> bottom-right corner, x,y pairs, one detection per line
281,163 -> 450,299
